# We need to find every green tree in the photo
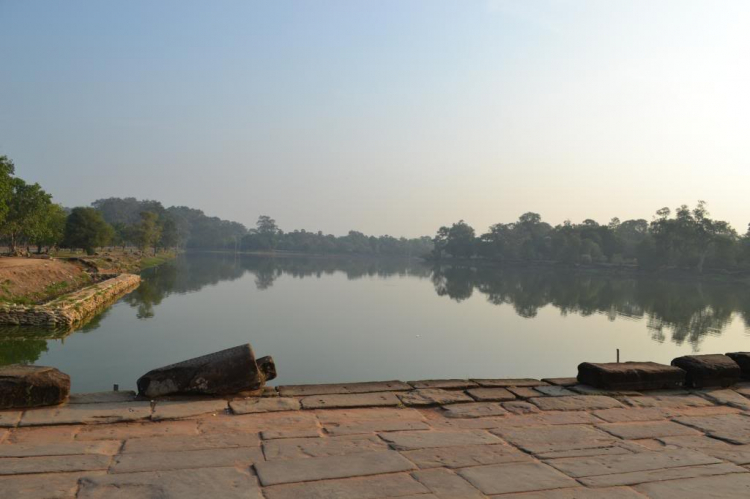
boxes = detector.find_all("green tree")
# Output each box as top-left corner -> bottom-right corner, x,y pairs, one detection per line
34,203 -> 67,253
0,155 -> 15,227
444,220 -> 476,258
63,207 -> 114,255
134,211 -> 162,254
1,178 -> 52,253
158,215 -> 181,250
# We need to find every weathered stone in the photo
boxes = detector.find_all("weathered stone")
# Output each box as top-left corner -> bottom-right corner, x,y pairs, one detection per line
401,443 -> 530,469
726,352 -> 750,379
497,487 -> 645,498
412,468 -> 484,498
0,440 -> 120,457
542,377 -> 579,386
300,392 -> 401,409
657,435 -> 735,450
398,389 -> 473,406
325,419 -> 430,436
68,390 -> 136,404
597,421 -> 700,440
530,395 -> 623,411
548,449 -> 721,478
458,462 -> 577,495
577,362 -> 685,391
111,446 -> 263,473
507,387 -> 541,399
472,378 -> 547,387
534,385 -> 577,397
493,425 -> 617,454
408,379 -> 477,390
466,387 -> 516,402
263,435 -> 387,460
20,401 -> 152,426
76,420 -> 197,440
199,411 -> 318,434
379,429 -> 502,450
502,401 -> 541,414
442,402 -> 508,418
671,354 -> 741,388
137,344 -> 276,397
0,472 -> 100,499
697,388 -> 750,410
230,397 -> 300,414
316,407 -> 424,423
261,428 -> 320,440
580,463 -> 746,487
704,444 -> 750,464
279,380 -> 411,396
0,365 -> 70,409
593,407 -> 667,423
254,450 -> 416,486
122,432 -> 260,453
568,384 -> 642,396
535,446 -> 634,460
634,473 -> 750,499
151,399 -> 228,420
262,474 -> 428,499
620,394 -> 712,409
0,410 -> 21,428
674,414 -> 750,444
78,467 -> 262,499
0,454 -> 111,475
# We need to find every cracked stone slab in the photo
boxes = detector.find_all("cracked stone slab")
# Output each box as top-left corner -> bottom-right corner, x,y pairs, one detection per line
471,378 -> 548,388
401,443 -> 530,469
324,419 -> 430,436
278,380 -> 411,397
620,395 -> 713,409
502,401 -> 541,414
315,407 -> 425,423
542,378 -> 579,387
0,440 -> 120,457
0,472 -> 103,499
547,449 -> 721,478
151,399 -> 228,420
597,421 -> 701,440
580,463 -> 746,488
507,387 -> 541,399
262,473 -> 429,499
76,420 -> 198,440
634,473 -> 750,499
111,446 -> 264,473
300,392 -> 401,410
19,402 -> 152,426
398,389 -> 473,406
412,468 -> 484,498
492,424 -> 617,454
593,407 -> 667,423
0,454 -> 111,475
407,379 -> 477,390
458,462 -> 577,495
674,414 -> 750,444
0,410 -> 21,428
466,387 -> 516,402
697,389 -> 750,411
254,450 -> 416,486
379,429 -> 502,450
78,467 -> 262,499
535,446 -> 634,460
122,432 -> 260,453
263,434 -> 387,460
656,435 -> 734,450
704,444 -> 750,464
261,428 -> 321,440
529,395 -> 623,411
568,385 -> 642,396
230,397 -> 300,414
534,386 -> 577,397
497,487 -> 646,498
441,410 -> 599,430
442,402 -> 508,418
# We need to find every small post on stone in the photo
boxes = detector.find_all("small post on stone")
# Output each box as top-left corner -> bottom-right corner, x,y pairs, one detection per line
113,384 -> 119,392
616,349 -> 620,363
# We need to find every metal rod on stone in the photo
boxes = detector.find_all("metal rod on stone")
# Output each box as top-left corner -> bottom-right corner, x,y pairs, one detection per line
113,384 -> 119,392
617,349 -> 620,363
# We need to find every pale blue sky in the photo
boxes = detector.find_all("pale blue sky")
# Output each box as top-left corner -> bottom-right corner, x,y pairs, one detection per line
1,0 -> 748,236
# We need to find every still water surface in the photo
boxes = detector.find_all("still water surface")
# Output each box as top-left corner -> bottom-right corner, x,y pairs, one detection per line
2,253 -> 749,392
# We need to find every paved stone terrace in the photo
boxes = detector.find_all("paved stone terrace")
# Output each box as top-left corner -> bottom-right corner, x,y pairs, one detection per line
4,378 -> 750,498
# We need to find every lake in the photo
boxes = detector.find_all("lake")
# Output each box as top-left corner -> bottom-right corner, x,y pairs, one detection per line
2,252 -> 749,392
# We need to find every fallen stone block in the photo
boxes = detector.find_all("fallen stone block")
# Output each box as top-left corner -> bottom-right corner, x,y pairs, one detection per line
671,354 -> 741,388
726,352 -> 750,379
577,361 -> 685,391
0,365 -> 70,409
137,344 -> 276,398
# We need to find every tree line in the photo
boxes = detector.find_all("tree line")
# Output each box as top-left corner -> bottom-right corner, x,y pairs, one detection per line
433,204 -> 750,273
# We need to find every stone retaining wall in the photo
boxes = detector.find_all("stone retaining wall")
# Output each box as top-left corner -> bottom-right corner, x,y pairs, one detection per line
0,273 -> 141,328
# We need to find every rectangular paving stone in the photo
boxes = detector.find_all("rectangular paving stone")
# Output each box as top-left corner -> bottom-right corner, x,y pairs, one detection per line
412,468 -> 484,498
254,450 -> 416,486
530,395 -> 623,411
593,407 -> 667,423
263,434 -> 387,460
442,402 -> 508,418
0,454 -> 111,475
407,379 -> 477,390
151,399 -> 228,421
705,444 -> 750,464
580,462 -> 746,487
508,387 -> 541,399
0,410 -> 22,428
122,432 -> 260,453
78,467 -> 262,499
379,429 -> 502,450
542,378 -> 579,387
697,389 -> 750,411
261,428 -> 321,440
111,446 -> 263,473
634,473 -> 750,499
262,474 -> 429,499
0,472 -> 102,499
325,419 -> 430,436
493,425 -> 617,454
279,380 -> 412,396
620,395 -> 713,409
0,440 -> 120,457
498,487 -> 645,498
68,391 -> 137,404
458,462 -> 577,495
199,411 -> 318,434
657,435 -> 734,450
20,402 -> 152,426
401,443 -> 530,469
674,414 -> 750,444
315,407 -> 425,423
440,410 -> 599,430
534,386 -> 577,397
502,401 -> 541,414
466,387 -> 516,402
577,362 -> 685,391
597,421 -> 701,440
472,378 -> 548,388
398,388 -> 473,406
568,385 -> 642,396
76,420 -> 198,440
300,392 -> 401,410
230,397 -> 300,414
536,446 -> 634,460
547,449 -> 721,478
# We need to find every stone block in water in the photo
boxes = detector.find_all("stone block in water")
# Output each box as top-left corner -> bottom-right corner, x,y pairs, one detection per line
577,361 -> 685,391
137,344 -> 276,398
0,364 -> 71,409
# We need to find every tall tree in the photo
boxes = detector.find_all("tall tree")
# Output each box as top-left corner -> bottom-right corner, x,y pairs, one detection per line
0,155 -> 15,227
134,211 -> 162,254
64,207 -> 114,255
34,203 -> 67,253
2,178 -> 52,253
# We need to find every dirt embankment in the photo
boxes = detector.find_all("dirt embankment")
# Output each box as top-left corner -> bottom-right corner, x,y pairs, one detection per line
0,258 -> 93,305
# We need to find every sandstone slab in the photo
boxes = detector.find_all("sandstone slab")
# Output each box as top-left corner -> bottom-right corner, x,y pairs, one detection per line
0,454 -> 111,475
0,472 -> 99,499
412,468 -> 484,498
548,449 -> 721,478
401,443 -> 530,469
300,392 -> 400,409
0,440 -> 119,457
577,362 -> 685,391
621,394 -> 712,409
726,352 -> 750,379
698,388 -> 750,410
458,462 -> 577,495
151,399 -> 227,420
472,378 -> 547,388
408,379 -> 477,390
230,397 -> 300,414
442,402 -> 508,418
20,401 -> 152,426
111,446 -> 263,473
581,463 -> 746,488
325,419 -> 430,436
592,407 -> 667,423
279,380 -> 411,396
542,377 -> 579,387
315,407 -> 424,423
261,428 -> 321,440
534,385 -> 577,397
76,420 -> 197,440
262,474 -> 428,499
398,388 -> 473,406
508,387 -> 541,399
263,434 -> 387,460
379,429 -> 502,450
122,432 -> 260,453
674,414 -> 750,444
671,354 -> 741,388
634,473 -> 750,499
0,410 -> 21,428
597,421 -> 700,440
0,365 -> 70,409
466,387 -> 516,402
493,424 -> 617,454
530,395 -> 623,411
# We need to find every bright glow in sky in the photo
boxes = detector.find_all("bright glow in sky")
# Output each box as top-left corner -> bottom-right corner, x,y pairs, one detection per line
1,0 -> 748,236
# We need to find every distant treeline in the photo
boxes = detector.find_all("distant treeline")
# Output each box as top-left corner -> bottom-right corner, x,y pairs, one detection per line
433,206 -> 750,273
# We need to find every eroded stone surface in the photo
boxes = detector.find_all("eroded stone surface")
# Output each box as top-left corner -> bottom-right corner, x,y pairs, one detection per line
548,449 -> 721,478
442,402 -> 508,418
577,362 -> 685,391
300,392 -> 401,410
151,399 -> 228,420
0,440 -> 120,457
634,473 -> 750,499
579,463 -> 746,488
534,386 -> 577,397
0,365 -> 70,410
466,387 -> 516,402
493,424 -> 617,454
672,354 -> 741,389
597,421 -> 700,440
697,389 -> 750,411
122,432 -> 260,453
498,487 -> 645,498
472,378 -> 547,388
380,429 -> 502,450
401,443 -> 529,469
674,414 -> 750,444
230,397 -> 300,414
530,395 -> 623,411
0,454 -> 111,475
263,435 -> 387,460
325,419 -> 430,436
262,474 -> 428,499
111,446 -> 263,473
542,378 -> 579,387
20,402 -> 152,426
398,388 -> 473,406
407,379 -> 477,390
0,472 -> 100,499
458,462 -> 577,495
412,468 -> 484,498
279,380 -> 411,397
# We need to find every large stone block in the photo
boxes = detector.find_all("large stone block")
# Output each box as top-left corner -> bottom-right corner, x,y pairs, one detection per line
726,352 -> 750,379
0,365 -> 70,409
137,344 -> 276,398
577,362 -> 685,391
671,354 -> 741,388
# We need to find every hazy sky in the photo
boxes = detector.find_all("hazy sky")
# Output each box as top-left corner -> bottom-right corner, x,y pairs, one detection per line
1,0 -> 748,237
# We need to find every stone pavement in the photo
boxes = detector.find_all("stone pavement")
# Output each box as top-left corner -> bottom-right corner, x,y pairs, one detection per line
3,379 -> 750,497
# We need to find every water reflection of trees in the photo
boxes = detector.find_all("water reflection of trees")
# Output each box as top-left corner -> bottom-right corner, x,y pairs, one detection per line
431,265 -> 749,348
